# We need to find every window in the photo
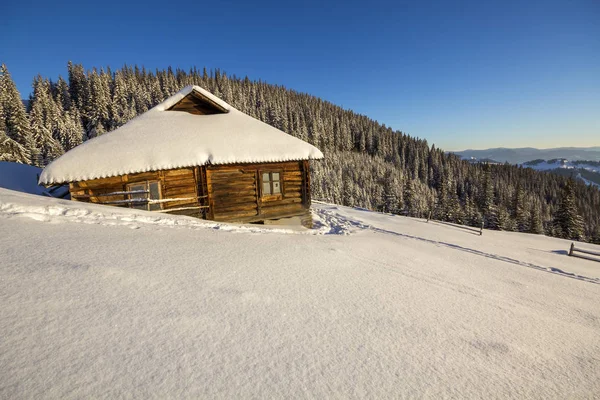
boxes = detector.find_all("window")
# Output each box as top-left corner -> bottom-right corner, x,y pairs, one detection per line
261,171 -> 281,197
127,181 -> 162,211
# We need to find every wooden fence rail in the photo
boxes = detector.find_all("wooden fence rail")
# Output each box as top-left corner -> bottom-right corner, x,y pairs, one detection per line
569,243 -> 600,262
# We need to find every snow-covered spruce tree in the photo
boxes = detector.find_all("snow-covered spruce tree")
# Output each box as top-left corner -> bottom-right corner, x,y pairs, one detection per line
29,76 -> 64,166
85,68 -> 111,139
592,224 -> 600,245
553,178 -> 585,240
0,64 -> 35,164
53,76 -> 72,111
109,70 -> 137,130
513,182 -> 529,232
528,202 -> 544,235
403,178 -> 416,216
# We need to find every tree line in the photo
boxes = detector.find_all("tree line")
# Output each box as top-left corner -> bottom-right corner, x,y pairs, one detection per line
1,62 -> 599,243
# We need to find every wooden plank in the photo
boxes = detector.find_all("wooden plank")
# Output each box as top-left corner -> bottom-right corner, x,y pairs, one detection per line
164,208 -> 202,218
260,204 -> 304,218
213,203 -> 258,213
207,161 -> 302,172
212,195 -> 258,206
209,175 -> 256,184
210,183 -> 256,192
163,168 -> 195,177
164,185 -> 197,193
164,192 -> 198,201
283,192 -> 302,199
283,171 -> 302,178
72,176 -> 123,189
164,174 -> 196,182
284,189 -> 302,197
163,183 -> 197,192
213,209 -> 259,220
260,197 -> 302,208
126,171 -> 160,182
209,169 -> 247,177
163,175 -> 196,183
163,201 -> 199,209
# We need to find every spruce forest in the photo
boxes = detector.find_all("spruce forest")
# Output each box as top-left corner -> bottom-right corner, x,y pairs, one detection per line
1,63 -> 599,243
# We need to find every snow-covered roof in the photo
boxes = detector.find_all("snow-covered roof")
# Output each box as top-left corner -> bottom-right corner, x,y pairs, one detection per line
39,86 -> 323,185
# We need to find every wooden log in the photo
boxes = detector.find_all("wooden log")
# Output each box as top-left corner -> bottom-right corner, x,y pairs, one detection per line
285,183 -> 302,190
213,209 -> 259,220
284,189 -> 302,198
126,171 -> 160,181
260,203 -> 303,217
208,161 -> 301,172
72,176 -> 123,189
163,168 -> 195,177
163,177 -> 196,185
284,192 -> 302,199
213,192 -> 256,204
260,197 -> 302,208
213,203 -> 258,214
163,201 -> 199,209
209,175 -> 256,184
210,183 -> 256,192
163,187 -> 198,196
283,177 -> 303,183
208,168 -> 250,175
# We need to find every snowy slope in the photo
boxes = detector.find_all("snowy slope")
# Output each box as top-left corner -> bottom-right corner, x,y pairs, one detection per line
1,189 -> 600,398
522,159 -> 600,187
523,159 -> 600,173
0,161 -> 44,195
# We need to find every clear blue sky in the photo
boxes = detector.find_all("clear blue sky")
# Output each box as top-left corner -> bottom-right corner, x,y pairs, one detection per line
3,0 -> 599,151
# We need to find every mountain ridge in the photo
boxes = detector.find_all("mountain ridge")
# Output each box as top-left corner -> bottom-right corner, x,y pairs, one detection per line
452,146 -> 600,165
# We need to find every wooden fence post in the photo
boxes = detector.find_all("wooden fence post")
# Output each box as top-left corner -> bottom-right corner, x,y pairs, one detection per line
569,242 -> 574,256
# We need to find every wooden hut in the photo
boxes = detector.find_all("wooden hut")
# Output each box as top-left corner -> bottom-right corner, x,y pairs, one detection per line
39,86 -> 323,225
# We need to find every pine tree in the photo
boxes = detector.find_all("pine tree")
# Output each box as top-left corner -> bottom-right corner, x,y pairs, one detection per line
528,205 -> 544,235
29,76 -> 64,166
591,224 -> 600,245
553,178 -> 585,240
513,182 -> 529,232
403,178 -> 416,216
0,64 -> 37,164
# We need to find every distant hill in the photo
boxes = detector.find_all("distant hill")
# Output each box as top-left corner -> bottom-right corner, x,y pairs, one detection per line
452,147 -> 600,165
521,159 -> 600,187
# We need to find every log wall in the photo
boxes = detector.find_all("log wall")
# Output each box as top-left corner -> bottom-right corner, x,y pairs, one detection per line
69,168 -> 201,217
68,160 -> 312,224
206,161 -> 310,223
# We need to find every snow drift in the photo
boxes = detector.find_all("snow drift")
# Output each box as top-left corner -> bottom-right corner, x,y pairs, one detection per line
1,188 -> 600,398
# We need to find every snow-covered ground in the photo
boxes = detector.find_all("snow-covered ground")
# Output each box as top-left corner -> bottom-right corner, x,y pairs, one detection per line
0,161 -> 44,195
523,159 -> 600,174
1,188 -> 600,398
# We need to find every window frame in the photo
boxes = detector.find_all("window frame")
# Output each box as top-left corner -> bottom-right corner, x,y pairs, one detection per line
259,170 -> 283,201
126,180 -> 163,211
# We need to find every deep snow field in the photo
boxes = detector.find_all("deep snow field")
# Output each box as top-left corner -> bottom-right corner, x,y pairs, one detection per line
1,188 -> 600,398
